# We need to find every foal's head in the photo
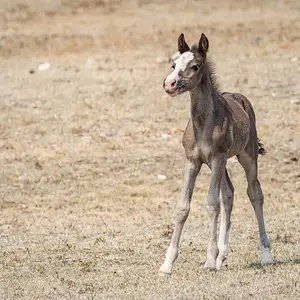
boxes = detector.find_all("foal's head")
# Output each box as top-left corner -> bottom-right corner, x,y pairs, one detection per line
163,33 -> 209,97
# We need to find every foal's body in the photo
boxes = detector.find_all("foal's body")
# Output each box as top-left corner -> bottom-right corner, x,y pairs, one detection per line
159,34 -> 273,274
183,90 -> 252,164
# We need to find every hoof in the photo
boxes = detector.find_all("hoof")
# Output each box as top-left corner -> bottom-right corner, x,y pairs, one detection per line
203,260 -> 216,270
159,264 -> 172,275
216,256 -> 227,270
261,257 -> 274,266
261,251 -> 274,266
216,259 -> 223,270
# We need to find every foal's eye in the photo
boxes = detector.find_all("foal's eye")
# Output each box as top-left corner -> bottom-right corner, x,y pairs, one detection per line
171,64 -> 175,69
192,65 -> 199,71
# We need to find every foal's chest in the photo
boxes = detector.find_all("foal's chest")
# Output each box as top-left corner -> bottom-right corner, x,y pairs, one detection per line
182,120 -> 213,163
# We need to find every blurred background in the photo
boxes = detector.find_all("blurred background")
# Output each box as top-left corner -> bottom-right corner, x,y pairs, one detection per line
1,1 -> 300,299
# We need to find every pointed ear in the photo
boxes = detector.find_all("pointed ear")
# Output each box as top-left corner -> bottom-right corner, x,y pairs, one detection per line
178,33 -> 190,54
198,33 -> 209,55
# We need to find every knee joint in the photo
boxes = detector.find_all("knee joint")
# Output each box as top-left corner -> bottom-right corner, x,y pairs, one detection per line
224,194 -> 233,211
206,196 -> 220,213
176,206 -> 190,222
227,189 -> 234,201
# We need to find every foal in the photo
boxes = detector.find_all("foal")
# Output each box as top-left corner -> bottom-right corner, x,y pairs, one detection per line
159,33 -> 274,274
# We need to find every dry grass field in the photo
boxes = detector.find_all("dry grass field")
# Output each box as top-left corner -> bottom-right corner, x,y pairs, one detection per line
0,0 -> 300,299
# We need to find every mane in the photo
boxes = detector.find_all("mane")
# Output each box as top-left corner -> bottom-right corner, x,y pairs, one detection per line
205,57 -> 221,94
190,44 -> 220,93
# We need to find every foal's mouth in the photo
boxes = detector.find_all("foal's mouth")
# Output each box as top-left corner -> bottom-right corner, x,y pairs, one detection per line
166,90 -> 178,97
166,86 -> 185,97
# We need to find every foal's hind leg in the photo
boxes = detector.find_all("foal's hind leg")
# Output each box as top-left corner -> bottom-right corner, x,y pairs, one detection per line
216,169 -> 234,270
237,153 -> 274,265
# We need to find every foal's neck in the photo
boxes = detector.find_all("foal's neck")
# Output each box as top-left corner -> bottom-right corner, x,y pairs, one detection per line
189,63 -> 216,127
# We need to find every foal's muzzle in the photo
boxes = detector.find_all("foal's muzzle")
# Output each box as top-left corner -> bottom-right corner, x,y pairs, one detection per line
164,78 -> 178,96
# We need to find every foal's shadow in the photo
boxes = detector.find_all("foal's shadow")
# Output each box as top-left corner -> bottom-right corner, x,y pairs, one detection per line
248,258 -> 300,269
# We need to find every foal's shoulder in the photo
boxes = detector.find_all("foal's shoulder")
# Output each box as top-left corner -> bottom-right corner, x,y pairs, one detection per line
214,91 -> 234,117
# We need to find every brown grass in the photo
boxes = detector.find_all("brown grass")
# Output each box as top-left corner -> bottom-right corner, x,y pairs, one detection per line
0,0 -> 300,299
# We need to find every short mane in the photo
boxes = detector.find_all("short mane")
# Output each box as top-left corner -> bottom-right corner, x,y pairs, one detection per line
205,57 -> 220,94
190,44 -> 220,93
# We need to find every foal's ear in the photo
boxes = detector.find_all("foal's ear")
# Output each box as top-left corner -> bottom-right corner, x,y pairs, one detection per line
198,33 -> 209,55
178,33 -> 190,54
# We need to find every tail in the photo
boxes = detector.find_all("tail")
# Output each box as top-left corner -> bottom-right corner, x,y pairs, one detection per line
258,138 -> 266,155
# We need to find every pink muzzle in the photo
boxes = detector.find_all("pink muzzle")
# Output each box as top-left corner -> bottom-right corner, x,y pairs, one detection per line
164,77 -> 177,93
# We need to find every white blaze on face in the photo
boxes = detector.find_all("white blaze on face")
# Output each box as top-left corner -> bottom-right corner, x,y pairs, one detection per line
166,51 -> 194,84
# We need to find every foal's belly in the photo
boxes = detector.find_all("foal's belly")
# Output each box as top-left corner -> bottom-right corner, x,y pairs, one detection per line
227,123 -> 250,158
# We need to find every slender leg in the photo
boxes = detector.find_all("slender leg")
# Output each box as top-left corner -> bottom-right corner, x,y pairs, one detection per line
216,169 -> 234,269
237,153 -> 274,265
159,159 -> 201,275
204,154 -> 226,270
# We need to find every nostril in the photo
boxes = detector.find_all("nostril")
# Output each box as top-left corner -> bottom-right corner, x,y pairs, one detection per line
171,80 -> 176,87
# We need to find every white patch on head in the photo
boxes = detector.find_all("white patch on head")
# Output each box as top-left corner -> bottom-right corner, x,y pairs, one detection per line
166,51 -> 194,82
174,52 -> 194,72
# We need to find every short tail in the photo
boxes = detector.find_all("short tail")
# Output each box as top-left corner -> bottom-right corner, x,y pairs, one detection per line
258,138 -> 266,155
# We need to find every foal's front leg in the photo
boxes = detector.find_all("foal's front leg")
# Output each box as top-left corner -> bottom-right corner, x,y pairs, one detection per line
204,154 -> 226,269
159,159 -> 201,275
